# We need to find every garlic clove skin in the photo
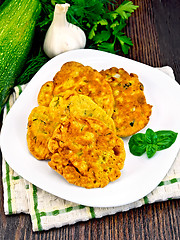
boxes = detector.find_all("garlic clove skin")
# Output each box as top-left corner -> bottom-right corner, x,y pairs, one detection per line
43,3 -> 86,58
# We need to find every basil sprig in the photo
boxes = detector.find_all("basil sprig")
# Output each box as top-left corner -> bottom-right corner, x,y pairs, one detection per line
128,128 -> 178,158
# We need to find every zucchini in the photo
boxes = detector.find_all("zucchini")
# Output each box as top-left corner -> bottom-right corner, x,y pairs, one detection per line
0,0 -> 41,112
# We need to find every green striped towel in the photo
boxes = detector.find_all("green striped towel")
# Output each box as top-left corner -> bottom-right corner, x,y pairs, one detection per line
2,67 -> 180,231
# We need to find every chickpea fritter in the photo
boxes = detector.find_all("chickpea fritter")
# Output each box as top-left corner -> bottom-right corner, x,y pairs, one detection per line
38,81 -> 54,107
53,61 -> 114,117
48,116 -> 126,188
27,91 -> 116,160
27,106 -> 59,160
49,90 -> 116,132
100,68 -> 152,137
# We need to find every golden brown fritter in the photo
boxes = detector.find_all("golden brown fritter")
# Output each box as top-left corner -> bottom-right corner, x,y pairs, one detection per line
53,61 -> 114,117
27,90 -> 116,160
27,106 -> 55,160
27,106 -> 66,160
53,61 -> 84,83
38,81 -> 54,107
49,90 -> 116,132
48,116 -> 126,188
100,68 -> 152,137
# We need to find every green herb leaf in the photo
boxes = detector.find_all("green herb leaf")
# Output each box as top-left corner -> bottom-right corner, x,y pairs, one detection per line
88,24 -> 98,40
93,30 -> 111,44
112,20 -> 127,33
88,19 -> 108,40
128,133 -> 147,156
116,35 -> 133,54
115,1 -> 139,20
155,130 -> 178,151
146,144 -> 158,158
109,12 -> 118,21
145,128 -> 157,144
97,41 -> 116,54
128,128 -> 178,159
97,19 -> 108,26
110,20 -> 120,30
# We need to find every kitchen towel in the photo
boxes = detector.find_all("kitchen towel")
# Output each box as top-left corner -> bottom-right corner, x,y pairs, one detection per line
1,66 -> 180,231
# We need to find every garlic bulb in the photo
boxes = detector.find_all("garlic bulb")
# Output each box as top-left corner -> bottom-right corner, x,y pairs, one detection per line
43,3 -> 86,58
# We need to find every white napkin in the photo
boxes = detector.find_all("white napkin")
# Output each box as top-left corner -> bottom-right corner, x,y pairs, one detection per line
2,66 -> 180,231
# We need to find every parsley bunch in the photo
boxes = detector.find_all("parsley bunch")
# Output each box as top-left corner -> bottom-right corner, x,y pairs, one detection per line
17,0 -> 138,85
39,0 -> 138,54
87,1 -> 139,54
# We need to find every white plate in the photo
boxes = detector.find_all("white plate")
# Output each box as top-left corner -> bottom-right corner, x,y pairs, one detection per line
1,49 -> 180,207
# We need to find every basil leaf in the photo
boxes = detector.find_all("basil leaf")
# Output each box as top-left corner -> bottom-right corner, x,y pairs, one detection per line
128,133 -> 147,156
146,144 -> 158,158
155,130 -> 178,151
145,128 -> 157,144
129,129 -> 178,159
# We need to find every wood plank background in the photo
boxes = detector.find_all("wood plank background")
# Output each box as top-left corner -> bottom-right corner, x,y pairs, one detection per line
0,0 -> 180,239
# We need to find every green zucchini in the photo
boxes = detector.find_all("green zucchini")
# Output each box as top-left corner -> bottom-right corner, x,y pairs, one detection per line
0,0 -> 41,112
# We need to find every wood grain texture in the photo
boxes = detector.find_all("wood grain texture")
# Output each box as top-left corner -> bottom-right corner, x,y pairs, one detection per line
0,0 -> 180,239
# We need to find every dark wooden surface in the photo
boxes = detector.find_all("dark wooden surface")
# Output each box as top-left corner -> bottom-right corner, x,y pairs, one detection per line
0,0 -> 180,239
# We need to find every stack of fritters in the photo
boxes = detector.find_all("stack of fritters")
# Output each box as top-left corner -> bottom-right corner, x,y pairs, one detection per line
27,61 -> 152,188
